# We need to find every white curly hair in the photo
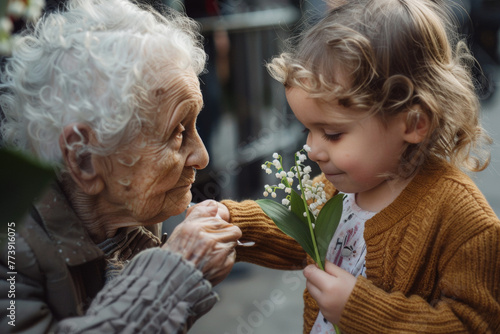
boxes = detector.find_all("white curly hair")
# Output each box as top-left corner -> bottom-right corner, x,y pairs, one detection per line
0,0 -> 206,163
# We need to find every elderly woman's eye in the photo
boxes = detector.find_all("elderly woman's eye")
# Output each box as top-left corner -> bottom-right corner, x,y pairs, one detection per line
175,124 -> 186,140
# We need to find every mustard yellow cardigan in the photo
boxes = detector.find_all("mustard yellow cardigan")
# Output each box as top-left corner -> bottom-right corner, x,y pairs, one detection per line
222,158 -> 500,333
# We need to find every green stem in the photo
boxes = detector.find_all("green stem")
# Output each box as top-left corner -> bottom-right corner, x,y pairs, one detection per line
277,156 -> 292,190
295,157 -> 324,271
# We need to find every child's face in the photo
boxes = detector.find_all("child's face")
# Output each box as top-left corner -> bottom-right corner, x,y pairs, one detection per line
286,87 -> 408,198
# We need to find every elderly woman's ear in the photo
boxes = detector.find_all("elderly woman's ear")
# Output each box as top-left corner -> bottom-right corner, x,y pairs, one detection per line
59,123 -> 105,195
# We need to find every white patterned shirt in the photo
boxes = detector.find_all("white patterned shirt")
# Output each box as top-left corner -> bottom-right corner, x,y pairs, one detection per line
310,193 -> 377,334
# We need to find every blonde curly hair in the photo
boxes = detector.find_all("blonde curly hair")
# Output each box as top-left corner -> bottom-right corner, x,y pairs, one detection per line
268,0 -> 491,177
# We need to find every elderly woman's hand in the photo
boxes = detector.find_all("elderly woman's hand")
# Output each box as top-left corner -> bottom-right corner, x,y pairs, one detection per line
195,199 -> 230,222
162,201 -> 241,286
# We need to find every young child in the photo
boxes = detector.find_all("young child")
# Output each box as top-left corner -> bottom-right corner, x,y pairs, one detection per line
218,0 -> 500,332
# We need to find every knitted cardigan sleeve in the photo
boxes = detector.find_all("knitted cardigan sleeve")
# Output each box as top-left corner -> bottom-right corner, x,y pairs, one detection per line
340,226 -> 500,333
56,248 -> 217,334
221,199 -> 308,270
337,164 -> 500,333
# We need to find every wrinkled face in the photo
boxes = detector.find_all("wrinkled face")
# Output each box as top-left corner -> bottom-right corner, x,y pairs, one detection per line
286,87 -> 406,198
97,70 -> 208,224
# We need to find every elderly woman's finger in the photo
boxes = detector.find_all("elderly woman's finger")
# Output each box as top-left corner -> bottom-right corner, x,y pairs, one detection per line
201,222 -> 242,242
216,202 -> 230,222
189,200 -> 231,222
181,224 -> 240,263
189,199 -> 217,210
174,217 -> 241,246
196,244 -> 237,284
163,215 -> 241,270
202,249 -> 237,286
185,200 -> 218,219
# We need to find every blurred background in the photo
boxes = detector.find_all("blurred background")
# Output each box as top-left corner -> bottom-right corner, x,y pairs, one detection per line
3,0 -> 499,332
155,0 -> 500,333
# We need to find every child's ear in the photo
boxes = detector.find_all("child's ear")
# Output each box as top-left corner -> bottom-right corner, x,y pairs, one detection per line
402,105 -> 430,144
59,124 -> 104,195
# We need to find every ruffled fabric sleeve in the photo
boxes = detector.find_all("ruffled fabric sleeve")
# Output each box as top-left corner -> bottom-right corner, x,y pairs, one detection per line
57,248 -> 217,334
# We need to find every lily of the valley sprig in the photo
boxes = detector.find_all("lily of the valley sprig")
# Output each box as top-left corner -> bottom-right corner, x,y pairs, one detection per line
256,145 -> 344,271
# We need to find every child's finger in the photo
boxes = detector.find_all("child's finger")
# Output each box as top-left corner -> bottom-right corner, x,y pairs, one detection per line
303,264 -> 336,292
306,277 -> 322,300
304,265 -> 325,300
324,261 -> 344,276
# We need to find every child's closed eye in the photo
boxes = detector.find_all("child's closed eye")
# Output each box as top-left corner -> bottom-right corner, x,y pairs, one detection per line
303,127 -> 342,141
322,132 -> 342,141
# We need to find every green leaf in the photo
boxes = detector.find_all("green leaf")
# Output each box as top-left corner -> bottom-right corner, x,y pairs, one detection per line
290,189 -> 312,226
314,193 -> 344,268
0,1 -> 8,18
0,148 -> 56,226
256,199 -> 316,260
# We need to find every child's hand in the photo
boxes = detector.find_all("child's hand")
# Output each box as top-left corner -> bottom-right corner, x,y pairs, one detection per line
304,261 -> 356,325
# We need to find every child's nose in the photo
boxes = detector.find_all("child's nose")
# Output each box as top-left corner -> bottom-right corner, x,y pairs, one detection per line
306,135 -> 328,163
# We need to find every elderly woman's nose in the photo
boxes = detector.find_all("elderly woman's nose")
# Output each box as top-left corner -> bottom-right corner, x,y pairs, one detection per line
187,132 -> 209,169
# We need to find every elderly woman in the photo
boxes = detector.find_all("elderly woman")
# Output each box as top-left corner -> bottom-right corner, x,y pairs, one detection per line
0,0 -> 241,332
